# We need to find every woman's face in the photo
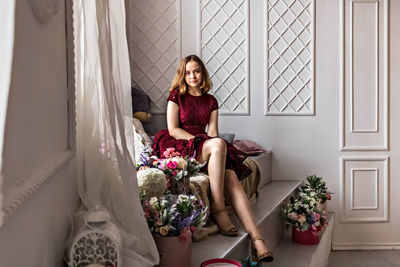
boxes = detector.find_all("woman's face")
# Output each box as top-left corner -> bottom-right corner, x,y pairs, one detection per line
185,60 -> 203,90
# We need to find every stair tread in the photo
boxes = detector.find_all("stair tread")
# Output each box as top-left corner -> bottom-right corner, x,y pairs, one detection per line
270,213 -> 335,267
192,180 -> 302,266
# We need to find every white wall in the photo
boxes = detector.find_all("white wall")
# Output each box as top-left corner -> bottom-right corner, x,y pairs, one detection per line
128,0 -> 400,249
0,0 -> 79,266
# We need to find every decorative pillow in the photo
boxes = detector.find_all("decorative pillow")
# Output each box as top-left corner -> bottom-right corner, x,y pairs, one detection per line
232,140 -> 267,155
219,133 -> 235,143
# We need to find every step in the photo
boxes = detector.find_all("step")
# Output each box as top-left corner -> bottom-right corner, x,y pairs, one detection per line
270,213 -> 335,267
191,180 -> 302,266
249,152 -> 272,189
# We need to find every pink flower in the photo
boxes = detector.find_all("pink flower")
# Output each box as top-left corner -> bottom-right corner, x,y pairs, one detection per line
163,147 -> 181,158
288,212 -> 298,221
327,193 -> 332,200
138,166 -> 149,171
312,212 -> 320,221
178,227 -> 192,243
190,226 -> 198,235
167,161 -> 178,169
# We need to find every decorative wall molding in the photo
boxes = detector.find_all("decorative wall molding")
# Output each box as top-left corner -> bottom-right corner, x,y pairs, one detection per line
339,156 -> 389,223
1,150 -> 74,222
265,0 -> 315,115
128,0 -> 182,114
29,0 -> 62,24
349,1 -> 379,134
350,168 -> 378,210
200,0 -> 249,115
340,0 -> 388,150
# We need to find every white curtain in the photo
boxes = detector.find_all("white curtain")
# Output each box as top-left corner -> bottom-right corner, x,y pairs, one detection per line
75,0 -> 158,265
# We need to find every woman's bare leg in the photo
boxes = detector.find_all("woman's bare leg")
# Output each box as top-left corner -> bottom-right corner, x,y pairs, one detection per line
224,170 -> 270,254
198,138 -> 236,230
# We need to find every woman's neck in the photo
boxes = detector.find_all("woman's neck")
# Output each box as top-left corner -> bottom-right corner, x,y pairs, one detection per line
187,87 -> 202,96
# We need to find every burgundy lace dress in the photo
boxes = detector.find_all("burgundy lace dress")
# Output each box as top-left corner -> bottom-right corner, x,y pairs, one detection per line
152,89 -> 251,180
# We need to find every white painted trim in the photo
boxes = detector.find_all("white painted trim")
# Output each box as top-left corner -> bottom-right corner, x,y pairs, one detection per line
340,0 -> 389,151
339,156 -> 389,223
349,1 -> 379,133
333,243 -> 400,251
1,150 -> 75,222
264,0 -> 268,116
350,168 -> 378,210
339,0 -> 345,150
264,0 -> 315,116
178,0 -> 182,60
197,0 -> 201,56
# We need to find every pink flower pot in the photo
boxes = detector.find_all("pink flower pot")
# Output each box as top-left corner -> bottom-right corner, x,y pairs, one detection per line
292,227 -> 320,245
153,234 -> 192,267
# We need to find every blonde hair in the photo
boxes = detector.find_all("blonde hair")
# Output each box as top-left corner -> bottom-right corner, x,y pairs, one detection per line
169,55 -> 212,95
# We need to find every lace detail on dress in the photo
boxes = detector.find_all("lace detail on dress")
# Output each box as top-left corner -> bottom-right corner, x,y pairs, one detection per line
167,89 -> 180,104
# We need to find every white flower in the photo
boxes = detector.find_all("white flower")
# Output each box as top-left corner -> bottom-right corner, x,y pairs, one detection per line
172,156 -> 188,170
137,168 -> 167,198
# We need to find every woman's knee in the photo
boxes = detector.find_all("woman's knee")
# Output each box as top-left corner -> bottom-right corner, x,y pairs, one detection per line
209,138 -> 227,154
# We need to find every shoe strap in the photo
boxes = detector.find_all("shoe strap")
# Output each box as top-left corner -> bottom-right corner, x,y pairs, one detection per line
253,236 -> 265,244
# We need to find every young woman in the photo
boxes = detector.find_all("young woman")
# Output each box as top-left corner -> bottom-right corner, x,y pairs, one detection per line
152,55 -> 273,262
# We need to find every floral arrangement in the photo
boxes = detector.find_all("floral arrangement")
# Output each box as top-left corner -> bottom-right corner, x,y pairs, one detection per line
137,147 -> 205,192
143,194 -> 208,242
304,175 -> 333,204
281,175 -> 332,232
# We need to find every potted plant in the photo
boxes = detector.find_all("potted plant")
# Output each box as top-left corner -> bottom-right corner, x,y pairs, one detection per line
281,180 -> 329,245
142,194 -> 208,267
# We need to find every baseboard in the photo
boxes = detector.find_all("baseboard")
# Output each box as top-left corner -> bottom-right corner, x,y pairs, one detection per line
332,243 -> 400,251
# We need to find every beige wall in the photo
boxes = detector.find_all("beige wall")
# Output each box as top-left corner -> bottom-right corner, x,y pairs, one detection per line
0,0 -> 79,266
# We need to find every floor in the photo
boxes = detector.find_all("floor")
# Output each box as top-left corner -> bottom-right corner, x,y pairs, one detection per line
328,251 -> 400,267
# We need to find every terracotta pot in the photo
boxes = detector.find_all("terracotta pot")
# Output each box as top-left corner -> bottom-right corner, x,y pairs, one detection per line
152,234 -> 192,267
292,227 -> 320,245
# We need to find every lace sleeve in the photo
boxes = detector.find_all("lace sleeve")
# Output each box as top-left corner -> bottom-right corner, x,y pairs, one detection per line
167,89 -> 180,104
211,95 -> 219,111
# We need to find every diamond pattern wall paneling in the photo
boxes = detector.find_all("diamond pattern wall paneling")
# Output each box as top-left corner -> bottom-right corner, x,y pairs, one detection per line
129,0 -> 181,114
266,0 -> 314,115
200,0 -> 249,115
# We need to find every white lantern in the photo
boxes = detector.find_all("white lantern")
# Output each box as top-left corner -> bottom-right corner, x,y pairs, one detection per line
69,207 -> 121,267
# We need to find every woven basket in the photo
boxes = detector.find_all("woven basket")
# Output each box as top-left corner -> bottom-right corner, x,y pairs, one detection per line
169,176 -> 190,195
